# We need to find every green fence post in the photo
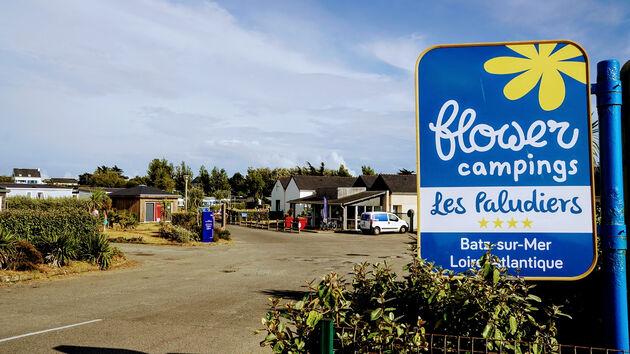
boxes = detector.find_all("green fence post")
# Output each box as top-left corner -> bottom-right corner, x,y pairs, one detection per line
320,319 -> 333,354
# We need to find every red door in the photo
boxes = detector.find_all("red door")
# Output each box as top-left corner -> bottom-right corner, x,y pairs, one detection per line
155,203 -> 162,222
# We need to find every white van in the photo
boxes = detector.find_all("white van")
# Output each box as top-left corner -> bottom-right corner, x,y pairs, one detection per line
359,212 -> 409,235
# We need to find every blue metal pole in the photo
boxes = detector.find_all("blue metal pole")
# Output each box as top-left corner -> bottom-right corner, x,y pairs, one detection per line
594,59 -> 629,351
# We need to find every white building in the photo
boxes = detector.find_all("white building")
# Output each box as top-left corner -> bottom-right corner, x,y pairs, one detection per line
0,187 -> 7,211
270,177 -> 291,212
285,176 -> 356,215
0,184 -> 74,199
12,168 -> 43,184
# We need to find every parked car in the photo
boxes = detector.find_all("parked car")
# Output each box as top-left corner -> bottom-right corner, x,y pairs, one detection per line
359,212 -> 408,235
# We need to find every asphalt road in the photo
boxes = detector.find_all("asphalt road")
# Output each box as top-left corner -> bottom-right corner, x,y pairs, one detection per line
0,226 -> 413,353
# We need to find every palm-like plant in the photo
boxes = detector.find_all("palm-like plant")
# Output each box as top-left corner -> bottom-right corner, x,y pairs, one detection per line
81,232 -> 113,269
39,232 -> 77,267
88,189 -> 111,214
0,228 -> 17,269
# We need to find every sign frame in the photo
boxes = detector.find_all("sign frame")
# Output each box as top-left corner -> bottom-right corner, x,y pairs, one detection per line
414,40 -> 597,281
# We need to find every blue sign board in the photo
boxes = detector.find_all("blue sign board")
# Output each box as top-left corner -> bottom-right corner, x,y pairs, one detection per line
200,207 -> 211,213
202,211 -> 214,243
241,212 -> 247,218
416,41 -> 596,279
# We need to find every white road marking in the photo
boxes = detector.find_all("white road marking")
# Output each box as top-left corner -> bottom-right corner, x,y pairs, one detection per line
0,319 -> 102,343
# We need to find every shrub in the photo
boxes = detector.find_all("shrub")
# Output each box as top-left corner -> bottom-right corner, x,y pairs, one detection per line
0,228 -> 17,269
159,224 -> 195,243
9,241 -> 43,271
108,210 -> 139,230
172,211 -> 199,230
6,196 -> 90,211
81,232 -> 113,269
38,231 -> 77,267
258,249 -> 566,353
232,202 -> 245,209
215,228 -> 231,241
0,209 -> 100,243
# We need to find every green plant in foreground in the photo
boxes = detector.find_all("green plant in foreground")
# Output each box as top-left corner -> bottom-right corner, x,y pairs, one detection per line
258,248 -> 569,353
81,232 -> 113,269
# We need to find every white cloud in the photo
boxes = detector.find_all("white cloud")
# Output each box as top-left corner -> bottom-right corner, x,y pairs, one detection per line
362,34 -> 427,72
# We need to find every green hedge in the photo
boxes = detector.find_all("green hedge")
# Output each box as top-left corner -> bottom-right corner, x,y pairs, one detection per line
6,196 -> 89,211
172,211 -> 198,230
0,209 -> 100,243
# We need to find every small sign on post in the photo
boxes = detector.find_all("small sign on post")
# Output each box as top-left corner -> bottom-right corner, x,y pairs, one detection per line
416,40 -> 596,279
202,211 -> 214,243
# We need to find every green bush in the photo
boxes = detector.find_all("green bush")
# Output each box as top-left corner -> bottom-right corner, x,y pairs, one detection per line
38,232 -> 77,267
159,223 -> 195,243
259,249 -> 567,353
172,211 -> 199,230
0,209 -> 100,243
81,232 -> 113,269
232,202 -> 245,209
108,210 -> 139,230
6,196 -> 89,211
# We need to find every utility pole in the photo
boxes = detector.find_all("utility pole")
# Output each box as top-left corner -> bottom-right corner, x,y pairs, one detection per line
184,175 -> 189,211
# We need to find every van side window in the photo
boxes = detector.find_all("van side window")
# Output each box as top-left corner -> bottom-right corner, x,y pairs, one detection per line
376,214 -> 387,221
388,214 -> 398,221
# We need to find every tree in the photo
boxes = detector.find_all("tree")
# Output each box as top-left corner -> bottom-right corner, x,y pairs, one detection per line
245,167 -> 265,200
0,176 -> 13,183
361,165 -> 376,175
126,175 -> 147,187
88,189 -> 111,213
187,186 -> 204,211
335,164 -> 352,177
398,168 -> 414,175
146,158 -> 175,192
195,165 -> 211,195
229,172 -> 246,197
78,173 -> 92,185
210,167 -> 230,195
79,166 -> 128,187
174,161 -> 193,194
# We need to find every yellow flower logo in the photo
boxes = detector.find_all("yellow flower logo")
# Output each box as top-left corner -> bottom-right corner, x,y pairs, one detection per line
484,43 -> 586,111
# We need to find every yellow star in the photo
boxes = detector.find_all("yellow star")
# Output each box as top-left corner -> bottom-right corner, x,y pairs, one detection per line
478,217 -> 489,228
522,218 -> 533,228
493,218 -> 503,228
507,217 -> 518,229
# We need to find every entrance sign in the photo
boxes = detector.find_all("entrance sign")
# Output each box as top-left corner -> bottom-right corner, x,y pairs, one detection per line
202,211 -> 214,242
415,40 -> 596,279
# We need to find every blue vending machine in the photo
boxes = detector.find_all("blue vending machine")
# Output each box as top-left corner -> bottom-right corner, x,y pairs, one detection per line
202,211 -> 214,242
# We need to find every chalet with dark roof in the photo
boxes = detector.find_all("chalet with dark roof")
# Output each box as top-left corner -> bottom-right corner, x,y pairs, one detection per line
12,168 -> 42,184
109,185 -> 181,223
271,176 -> 292,212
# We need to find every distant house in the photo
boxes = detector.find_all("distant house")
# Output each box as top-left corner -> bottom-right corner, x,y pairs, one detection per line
109,185 -> 180,223
368,174 -> 417,215
0,183 -> 74,199
270,176 -> 291,212
45,178 -> 79,187
12,168 -> 43,184
285,176 -> 356,216
0,187 -> 7,210
77,187 -> 125,199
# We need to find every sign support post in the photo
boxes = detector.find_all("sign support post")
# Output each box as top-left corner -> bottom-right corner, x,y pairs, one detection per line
593,59 -> 629,351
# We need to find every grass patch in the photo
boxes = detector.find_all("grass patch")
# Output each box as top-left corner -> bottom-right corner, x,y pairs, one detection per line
106,223 -> 170,245
0,253 -> 133,284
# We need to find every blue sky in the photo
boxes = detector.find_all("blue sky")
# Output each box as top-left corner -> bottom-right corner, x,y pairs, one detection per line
0,0 -> 628,179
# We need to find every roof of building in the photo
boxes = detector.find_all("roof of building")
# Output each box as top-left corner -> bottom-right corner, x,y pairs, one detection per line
108,185 -> 180,198
13,168 -> 41,178
287,190 -> 385,206
370,174 -> 417,193
291,176 -> 356,190
0,183 -> 73,190
77,187 -> 125,194
46,178 -> 79,184
278,176 -> 291,189
353,175 -> 378,189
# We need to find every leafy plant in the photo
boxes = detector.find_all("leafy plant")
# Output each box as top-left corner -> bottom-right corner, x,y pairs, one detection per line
38,231 -> 77,267
214,228 -> 231,241
81,232 -> 114,269
258,248 -> 567,353
108,210 -> 139,230
0,228 -> 17,269
159,223 -> 195,243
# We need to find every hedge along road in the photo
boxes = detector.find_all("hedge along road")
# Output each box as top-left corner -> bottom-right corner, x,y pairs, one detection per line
0,226 -> 411,353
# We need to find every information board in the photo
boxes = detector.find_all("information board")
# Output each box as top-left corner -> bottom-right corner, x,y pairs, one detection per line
202,211 -> 214,243
415,41 -> 596,279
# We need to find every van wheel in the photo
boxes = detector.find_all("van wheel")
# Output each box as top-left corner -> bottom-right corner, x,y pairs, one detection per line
373,227 -> 381,235
399,226 -> 408,233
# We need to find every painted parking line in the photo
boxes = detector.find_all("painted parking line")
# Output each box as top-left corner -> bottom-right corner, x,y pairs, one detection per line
0,319 -> 102,343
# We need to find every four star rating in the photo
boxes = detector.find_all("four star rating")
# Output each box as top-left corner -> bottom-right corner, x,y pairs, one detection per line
478,217 -> 533,229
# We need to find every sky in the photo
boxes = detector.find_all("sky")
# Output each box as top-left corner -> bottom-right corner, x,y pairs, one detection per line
0,0 -> 628,179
